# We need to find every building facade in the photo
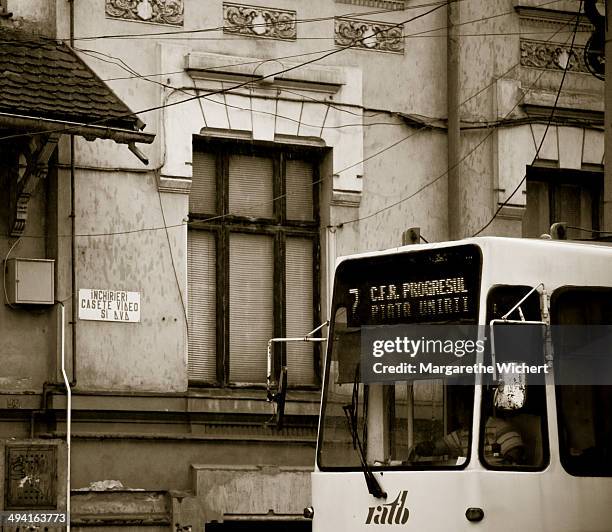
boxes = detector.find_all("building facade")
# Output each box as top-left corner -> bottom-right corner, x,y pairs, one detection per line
0,0 -> 604,530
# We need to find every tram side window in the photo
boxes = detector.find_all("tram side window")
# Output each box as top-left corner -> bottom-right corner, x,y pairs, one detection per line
366,379 -> 474,467
480,286 -> 549,470
552,288 -> 612,477
318,305 -> 475,469
406,382 -> 474,466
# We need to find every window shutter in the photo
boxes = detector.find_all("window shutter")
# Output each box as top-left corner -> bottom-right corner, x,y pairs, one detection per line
187,231 -> 217,382
190,152 -> 216,214
229,233 -> 274,383
556,184 -> 582,239
228,154 -> 274,218
522,181 -> 550,238
286,237 -> 316,385
286,159 -> 314,221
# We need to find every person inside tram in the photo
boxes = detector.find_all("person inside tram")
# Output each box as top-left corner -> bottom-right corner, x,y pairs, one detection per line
407,387 -> 528,466
408,415 -> 526,465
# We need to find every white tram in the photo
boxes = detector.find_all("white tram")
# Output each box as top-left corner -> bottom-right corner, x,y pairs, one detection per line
311,237 -> 612,531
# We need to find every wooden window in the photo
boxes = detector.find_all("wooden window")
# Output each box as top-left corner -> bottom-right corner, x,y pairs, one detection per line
188,138 -> 322,387
522,166 -> 603,239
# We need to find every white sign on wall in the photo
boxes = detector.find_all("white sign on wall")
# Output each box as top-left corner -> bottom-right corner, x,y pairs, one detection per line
79,288 -> 141,323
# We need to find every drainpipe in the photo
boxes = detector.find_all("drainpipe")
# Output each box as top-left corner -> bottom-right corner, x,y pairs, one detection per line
447,0 -> 461,240
326,226 -> 337,318
69,0 -> 76,372
70,133 -> 77,385
58,302 -> 71,531
67,2 -> 75,529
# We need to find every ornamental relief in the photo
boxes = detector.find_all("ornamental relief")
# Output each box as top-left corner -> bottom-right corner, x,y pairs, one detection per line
335,0 -> 406,9
223,3 -> 297,41
520,40 -> 588,73
105,0 -> 183,26
335,17 -> 404,53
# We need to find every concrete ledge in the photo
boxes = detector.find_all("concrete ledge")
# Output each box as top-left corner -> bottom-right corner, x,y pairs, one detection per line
71,490 -> 170,527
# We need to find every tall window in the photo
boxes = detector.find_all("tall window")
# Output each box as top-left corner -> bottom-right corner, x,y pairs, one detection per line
552,287 -> 612,476
480,286 -> 548,470
522,166 -> 603,239
187,137 -> 322,387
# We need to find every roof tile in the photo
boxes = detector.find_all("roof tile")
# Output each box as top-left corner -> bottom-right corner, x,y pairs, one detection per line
0,28 -> 141,130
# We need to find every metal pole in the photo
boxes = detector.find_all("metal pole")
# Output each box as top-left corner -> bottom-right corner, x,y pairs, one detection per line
447,0 -> 461,240
605,0 -> 612,228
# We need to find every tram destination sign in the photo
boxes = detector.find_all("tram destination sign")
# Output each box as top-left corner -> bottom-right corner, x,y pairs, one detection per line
78,288 -> 141,323
337,245 -> 481,326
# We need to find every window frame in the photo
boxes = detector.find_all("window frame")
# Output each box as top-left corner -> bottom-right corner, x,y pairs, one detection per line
551,285 -> 612,477
188,136 -> 325,388
523,165 -> 603,239
479,285 -> 550,472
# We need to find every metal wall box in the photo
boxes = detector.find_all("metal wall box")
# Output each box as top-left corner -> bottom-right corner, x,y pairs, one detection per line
5,258 -> 55,305
5,444 -> 57,509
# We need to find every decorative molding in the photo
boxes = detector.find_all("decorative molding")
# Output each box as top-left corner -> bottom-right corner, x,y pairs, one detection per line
223,2 -> 297,41
163,47 -> 364,194
516,6 -> 593,32
9,134 -> 60,237
105,0 -> 184,26
520,39 -> 588,74
523,104 -> 604,127
496,204 -> 526,221
335,0 -> 406,9
158,174 -> 192,194
186,52 -> 345,91
334,17 -> 404,53
331,189 -> 362,208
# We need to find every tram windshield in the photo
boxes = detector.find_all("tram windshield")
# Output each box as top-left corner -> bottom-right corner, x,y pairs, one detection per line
317,245 -> 482,470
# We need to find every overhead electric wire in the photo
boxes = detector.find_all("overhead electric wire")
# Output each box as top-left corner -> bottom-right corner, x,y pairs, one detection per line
85,28 -> 588,43
335,9 -> 581,229
50,0 -> 454,42
187,52 -> 536,230
4,8 -> 578,241
0,0 -> 452,48
1,1 -> 586,239
10,0 -> 560,44
4,50 -> 530,240
0,0 -> 450,144
76,46 -> 403,130
88,0 -> 577,85
566,225 -> 612,235
471,0 -> 584,237
0,0 -> 570,143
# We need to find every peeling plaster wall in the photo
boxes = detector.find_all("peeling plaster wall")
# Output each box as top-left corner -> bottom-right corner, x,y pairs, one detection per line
60,0 -> 452,393
70,439 -> 315,491
74,169 -> 187,391
0,161 -> 54,392
2,0 -> 57,36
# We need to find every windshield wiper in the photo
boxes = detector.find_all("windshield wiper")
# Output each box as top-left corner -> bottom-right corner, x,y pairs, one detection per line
343,366 -> 387,499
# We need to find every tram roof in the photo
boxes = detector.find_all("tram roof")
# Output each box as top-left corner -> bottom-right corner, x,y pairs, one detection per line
336,237 -> 612,265
336,237 -> 612,293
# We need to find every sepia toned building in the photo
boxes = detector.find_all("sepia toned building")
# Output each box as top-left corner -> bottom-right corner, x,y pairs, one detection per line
0,0 -> 604,530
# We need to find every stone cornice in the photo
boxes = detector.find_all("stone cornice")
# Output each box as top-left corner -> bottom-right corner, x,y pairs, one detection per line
515,6 -> 593,31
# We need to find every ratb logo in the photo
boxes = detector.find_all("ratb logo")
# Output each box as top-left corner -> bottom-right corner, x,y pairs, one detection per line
365,491 -> 409,525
